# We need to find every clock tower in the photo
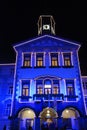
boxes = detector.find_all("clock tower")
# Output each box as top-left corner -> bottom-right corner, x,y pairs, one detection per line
37,15 -> 55,35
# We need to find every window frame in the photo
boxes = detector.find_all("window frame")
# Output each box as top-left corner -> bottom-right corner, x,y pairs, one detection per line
8,85 -> 13,95
23,53 -> 31,67
66,80 -> 75,96
35,53 -> 45,67
83,81 -> 87,96
50,52 -> 59,67
36,79 -> 60,95
5,103 -> 11,116
62,52 -> 73,67
21,80 -> 30,97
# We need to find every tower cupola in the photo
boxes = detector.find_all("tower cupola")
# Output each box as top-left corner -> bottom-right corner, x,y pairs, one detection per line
37,15 -> 55,35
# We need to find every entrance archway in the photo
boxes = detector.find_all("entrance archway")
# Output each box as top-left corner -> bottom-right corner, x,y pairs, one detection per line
62,107 -> 80,118
39,107 -> 58,129
18,108 -> 35,130
62,107 -> 80,129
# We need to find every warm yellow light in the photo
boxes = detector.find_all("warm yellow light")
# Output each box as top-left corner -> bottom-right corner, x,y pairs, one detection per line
45,85 -> 51,88
47,110 -> 50,114
28,110 -> 30,114
66,110 -> 69,113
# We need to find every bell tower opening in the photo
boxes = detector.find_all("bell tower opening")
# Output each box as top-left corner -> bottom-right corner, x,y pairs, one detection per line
37,15 -> 55,35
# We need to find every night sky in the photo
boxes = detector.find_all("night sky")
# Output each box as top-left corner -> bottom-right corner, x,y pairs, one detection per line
0,1 -> 87,75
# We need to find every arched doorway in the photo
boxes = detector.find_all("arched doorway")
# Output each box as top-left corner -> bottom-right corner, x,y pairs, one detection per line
39,107 -> 58,129
18,108 -> 35,130
62,107 -> 80,129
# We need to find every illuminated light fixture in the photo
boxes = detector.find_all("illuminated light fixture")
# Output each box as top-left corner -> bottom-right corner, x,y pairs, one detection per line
66,110 -> 69,113
28,110 -> 31,114
46,113 -> 51,118
47,110 -> 50,114
43,25 -> 50,30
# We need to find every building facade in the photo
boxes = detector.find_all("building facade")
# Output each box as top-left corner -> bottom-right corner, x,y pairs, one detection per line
0,15 -> 87,130
82,76 -> 87,113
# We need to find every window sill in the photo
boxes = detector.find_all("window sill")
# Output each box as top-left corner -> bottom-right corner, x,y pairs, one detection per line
64,95 -> 78,98
21,66 -> 32,68
49,66 -> 61,68
62,66 -> 74,68
33,94 -> 64,100
19,96 -> 32,99
34,66 -> 46,68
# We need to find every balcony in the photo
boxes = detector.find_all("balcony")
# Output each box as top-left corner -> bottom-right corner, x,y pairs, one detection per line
19,96 -> 32,101
64,95 -> 78,101
33,94 -> 64,101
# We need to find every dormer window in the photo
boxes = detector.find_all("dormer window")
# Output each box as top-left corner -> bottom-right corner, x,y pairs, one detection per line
23,53 -> 31,67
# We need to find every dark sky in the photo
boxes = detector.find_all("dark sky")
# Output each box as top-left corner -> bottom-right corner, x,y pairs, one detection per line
0,1 -> 87,75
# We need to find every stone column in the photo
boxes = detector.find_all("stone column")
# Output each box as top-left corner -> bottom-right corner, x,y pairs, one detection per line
57,117 -> 63,130
34,117 -> 41,130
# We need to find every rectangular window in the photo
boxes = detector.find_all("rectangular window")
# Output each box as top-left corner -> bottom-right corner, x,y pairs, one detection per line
22,81 -> 30,96
53,80 -> 59,94
66,80 -> 74,96
5,104 -> 11,116
85,82 -> 87,89
36,80 -> 43,94
53,86 -> 59,94
37,85 -> 43,94
51,53 -> 58,67
83,81 -> 87,95
63,53 -> 72,66
44,85 -> 51,94
8,86 -> 13,95
36,53 -> 44,67
23,53 -> 31,67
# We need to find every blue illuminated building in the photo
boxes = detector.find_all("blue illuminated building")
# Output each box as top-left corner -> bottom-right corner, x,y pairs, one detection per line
0,15 -> 87,130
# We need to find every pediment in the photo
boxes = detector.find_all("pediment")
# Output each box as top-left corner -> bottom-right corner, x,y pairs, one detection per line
14,35 -> 80,51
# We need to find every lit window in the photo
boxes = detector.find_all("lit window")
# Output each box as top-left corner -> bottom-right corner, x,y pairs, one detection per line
8,86 -> 13,95
51,53 -> 58,67
44,80 -> 51,94
53,80 -> 59,94
23,53 -> 31,67
37,85 -> 43,94
22,81 -> 30,96
36,80 -> 43,94
36,79 -> 59,95
36,53 -> 44,67
53,86 -> 59,94
66,80 -> 74,95
63,53 -> 72,66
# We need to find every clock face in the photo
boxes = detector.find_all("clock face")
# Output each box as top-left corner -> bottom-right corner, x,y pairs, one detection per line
43,25 -> 50,30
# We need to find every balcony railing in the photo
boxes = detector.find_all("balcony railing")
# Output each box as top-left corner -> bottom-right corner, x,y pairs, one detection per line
64,95 -> 78,101
33,94 -> 64,101
19,96 -> 32,101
